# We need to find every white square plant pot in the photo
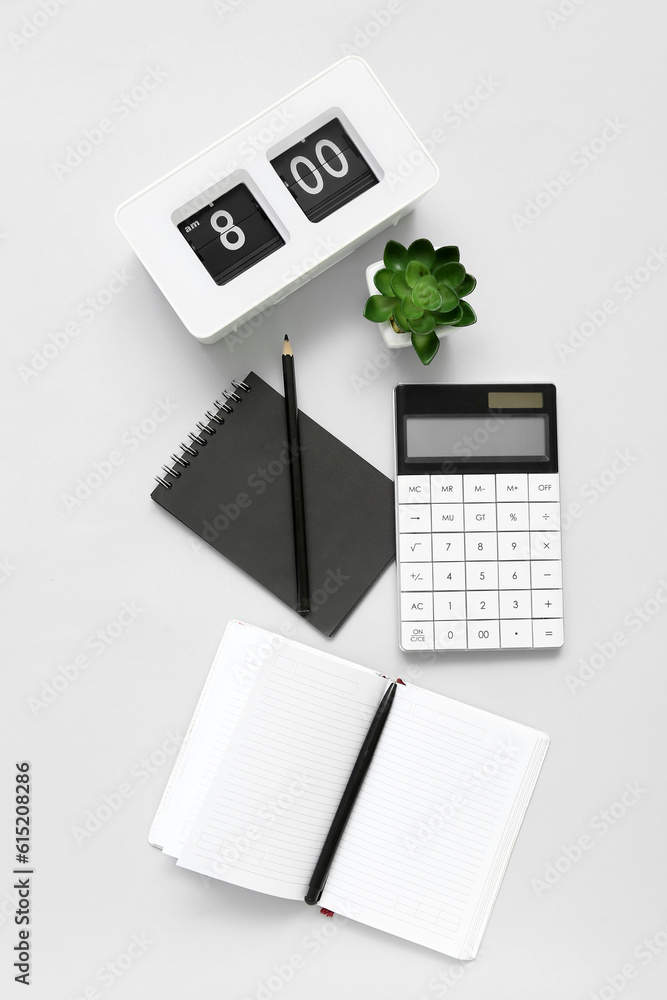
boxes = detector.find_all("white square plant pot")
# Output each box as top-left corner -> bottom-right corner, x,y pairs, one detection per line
365,261 -> 454,349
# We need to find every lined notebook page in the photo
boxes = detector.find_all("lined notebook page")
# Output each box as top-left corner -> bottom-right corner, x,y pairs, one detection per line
177,626 -> 386,899
150,624 -> 268,857
320,682 -> 547,958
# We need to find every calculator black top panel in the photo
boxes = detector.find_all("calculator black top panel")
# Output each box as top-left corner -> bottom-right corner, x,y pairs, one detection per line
395,383 -> 558,477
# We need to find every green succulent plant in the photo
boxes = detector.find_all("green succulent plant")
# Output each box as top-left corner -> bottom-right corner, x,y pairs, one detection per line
363,239 -> 477,365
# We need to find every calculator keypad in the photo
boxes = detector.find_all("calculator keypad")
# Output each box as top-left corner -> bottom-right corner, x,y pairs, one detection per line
398,473 -> 563,651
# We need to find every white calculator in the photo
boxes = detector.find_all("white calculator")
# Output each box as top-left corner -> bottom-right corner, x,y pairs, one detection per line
394,384 -> 563,652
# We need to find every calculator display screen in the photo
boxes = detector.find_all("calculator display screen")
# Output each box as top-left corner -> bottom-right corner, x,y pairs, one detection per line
405,414 -> 548,461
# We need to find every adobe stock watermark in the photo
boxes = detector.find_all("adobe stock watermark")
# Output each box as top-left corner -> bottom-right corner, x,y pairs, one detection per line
240,906 -> 357,1000
51,67 -> 168,179
0,557 -> 16,584
61,398 -> 178,513
65,932 -> 154,999
339,2 -> 404,56
565,578 -> 667,694
404,738 -> 521,854
512,116 -> 628,233
417,949 -> 486,999
224,306 -> 275,354
8,0 -> 74,52
71,732 -> 182,846
555,246 -> 667,361
184,104 -> 296,206
280,234 -> 341,286
384,76 -> 501,191
530,780 -> 648,896
27,600 -> 143,716
213,0 -> 248,15
210,771 -> 310,877
349,342 -> 402,395
559,447 -> 637,534
545,0 -> 591,30
18,266 -> 134,384
588,918 -> 667,1000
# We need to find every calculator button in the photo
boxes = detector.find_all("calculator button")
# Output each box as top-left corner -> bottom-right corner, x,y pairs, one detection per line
435,620 -> 467,650
500,619 -> 533,648
499,590 -> 532,619
433,562 -> 466,590
496,502 -> 529,531
532,589 -> 563,618
431,504 -> 464,532
529,502 -> 561,532
497,532 -> 530,560
401,622 -> 434,650
466,562 -> 498,590
467,621 -> 500,649
531,561 -> 562,588
533,619 -> 564,647
465,533 -> 498,561
400,592 -> 433,620
432,533 -> 465,562
498,561 -> 531,589
463,475 -> 496,503
398,505 -> 431,533
397,476 -> 430,504
530,531 -> 561,559
528,474 -> 560,501
496,474 -> 528,502
466,591 -> 499,619
399,534 -> 432,563
434,591 -> 466,620
400,563 -> 433,591
431,475 -> 463,503
464,503 -> 497,532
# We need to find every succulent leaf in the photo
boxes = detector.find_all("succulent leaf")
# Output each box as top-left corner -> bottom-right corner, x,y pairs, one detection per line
434,246 -> 460,267
409,313 -> 437,334
407,239 -> 436,270
383,240 -> 407,271
373,268 -> 395,296
411,330 -> 440,365
456,273 -> 476,296
391,270 -> 411,298
434,304 -> 463,325
363,295 -> 399,323
452,301 -> 477,327
393,302 -> 411,332
405,260 -> 430,287
437,284 -> 459,312
434,262 -> 466,288
402,296 -> 425,321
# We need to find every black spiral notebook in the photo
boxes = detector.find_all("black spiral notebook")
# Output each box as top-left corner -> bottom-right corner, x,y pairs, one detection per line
151,372 -> 395,636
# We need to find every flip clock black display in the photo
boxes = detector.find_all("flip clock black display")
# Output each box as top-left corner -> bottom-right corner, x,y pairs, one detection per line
270,118 -> 379,222
177,184 -> 285,285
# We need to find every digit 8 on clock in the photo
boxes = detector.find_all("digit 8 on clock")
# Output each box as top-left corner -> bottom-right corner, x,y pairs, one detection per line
270,117 -> 378,222
177,183 -> 284,285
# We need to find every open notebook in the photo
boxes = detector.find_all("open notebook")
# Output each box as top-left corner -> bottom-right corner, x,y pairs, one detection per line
150,622 -> 549,959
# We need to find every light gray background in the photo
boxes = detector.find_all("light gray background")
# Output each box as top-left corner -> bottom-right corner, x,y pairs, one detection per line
2,1 -> 666,997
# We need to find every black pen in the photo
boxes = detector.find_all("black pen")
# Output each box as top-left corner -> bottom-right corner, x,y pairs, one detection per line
305,681 -> 397,905
282,335 -> 310,615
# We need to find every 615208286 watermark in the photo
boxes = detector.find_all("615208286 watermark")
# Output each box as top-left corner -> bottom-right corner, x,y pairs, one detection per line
11,762 -> 33,985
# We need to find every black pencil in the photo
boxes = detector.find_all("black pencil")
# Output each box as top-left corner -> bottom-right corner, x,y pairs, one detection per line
304,681 -> 397,905
282,335 -> 310,615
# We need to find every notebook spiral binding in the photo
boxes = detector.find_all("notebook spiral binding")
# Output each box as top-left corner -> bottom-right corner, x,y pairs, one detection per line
154,379 -> 251,489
